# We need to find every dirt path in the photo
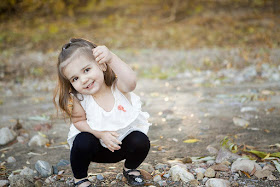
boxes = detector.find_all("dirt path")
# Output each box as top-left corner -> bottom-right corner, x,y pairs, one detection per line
0,48 -> 280,186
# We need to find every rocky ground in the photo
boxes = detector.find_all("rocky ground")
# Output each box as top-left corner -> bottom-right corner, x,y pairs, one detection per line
0,48 -> 280,186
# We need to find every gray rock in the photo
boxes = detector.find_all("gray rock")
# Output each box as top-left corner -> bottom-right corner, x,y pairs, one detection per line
215,148 -> 241,163
231,159 -> 262,173
153,175 -> 162,182
204,168 -> 215,178
233,117 -> 249,127
28,135 -> 49,147
158,180 -> 167,186
35,160 -> 53,177
194,168 -> 206,174
155,163 -> 168,171
34,180 -> 43,187
206,145 -> 218,155
205,178 -> 230,187
139,163 -> 154,173
0,180 -> 9,187
56,159 -> 70,168
169,165 -> 194,182
197,172 -> 204,180
0,127 -> 16,145
97,174 -> 104,180
20,167 -> 37,176
163,173 -> 170,178
7,156 -> 16,163
9,175 -> 34,187
116,173 -> 123,180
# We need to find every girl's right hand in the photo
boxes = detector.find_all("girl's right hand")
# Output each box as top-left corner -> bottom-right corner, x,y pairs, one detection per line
100,131 -> 122,152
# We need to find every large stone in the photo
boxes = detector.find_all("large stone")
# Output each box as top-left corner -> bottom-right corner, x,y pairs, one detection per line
35,160 -> 53,177
254,169 -> 272,179
0,127 -> 16,145
0,180 -> 9,187
205,178 -> 230,187
28,135 -> 49,147
215,148 -> 241,163
20,167 -> 37,176
231,159 -> 262,173
169,165 -> 194,182
9,175 -> 34,187
139,163 -> 154,173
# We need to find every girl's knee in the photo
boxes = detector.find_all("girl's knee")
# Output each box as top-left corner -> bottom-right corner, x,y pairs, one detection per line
72,132 -> 99,153
126,131 -> 150,151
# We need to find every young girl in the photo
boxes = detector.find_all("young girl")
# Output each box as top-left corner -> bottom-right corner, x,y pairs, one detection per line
54,38 -> 151,186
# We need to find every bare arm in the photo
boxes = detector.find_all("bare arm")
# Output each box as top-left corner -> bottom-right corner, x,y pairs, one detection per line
71,97 -> 103,139
93,46 -> 137,93
71,97 -> 121,151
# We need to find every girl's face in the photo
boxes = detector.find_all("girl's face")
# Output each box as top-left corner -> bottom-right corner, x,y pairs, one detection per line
63,55 -> 105,95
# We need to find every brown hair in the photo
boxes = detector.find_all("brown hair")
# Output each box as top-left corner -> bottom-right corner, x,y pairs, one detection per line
53,38 -> 116,118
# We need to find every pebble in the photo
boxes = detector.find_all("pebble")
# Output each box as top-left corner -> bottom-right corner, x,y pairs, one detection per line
158,180 -> 167,186
163,173 -> 170,178
116,173 -> 123,180
139,169 -> 152,180
28,134 -> 49,147
189,179 -> 200,186
111,180 -> 117,185
215,148 -> 240,163
231,159 -> 262,173
233,117 -> 250,127
197,172 -> 204,180
0,127 -> 16,145
9,175 -> 34,187
7,156 -> 16,163
155,163 -> 168,171
34,180 -> 43,187
254,169 -> 272,179
169,165 -> 194,182
210,164 -> 229,172
202,177 -> 208,184
205,178 -> 230,187
56,159 -> 70,168
35,160 -> 53,177
206,145 -> 218,155
20,167 -> 37,176
204,168 -> 215,178
207,160 -> 215,166
97,174 -> 104,180
194,168 -> 206,174
139,163 -> 154,173
153,175 -> 162,182
0,180 -> 9,187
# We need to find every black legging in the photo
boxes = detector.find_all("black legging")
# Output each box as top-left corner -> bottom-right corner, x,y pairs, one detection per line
70,131 -> 150,179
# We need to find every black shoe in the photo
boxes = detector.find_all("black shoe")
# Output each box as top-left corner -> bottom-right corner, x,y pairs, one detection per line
123,168 -> 145,186
74,178 -> 93,187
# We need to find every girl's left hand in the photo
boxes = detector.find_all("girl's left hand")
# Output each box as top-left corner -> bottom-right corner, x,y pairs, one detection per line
92,46 -> 113,71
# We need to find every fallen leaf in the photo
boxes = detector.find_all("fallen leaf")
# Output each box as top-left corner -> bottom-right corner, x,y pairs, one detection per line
183,139 -> 201,143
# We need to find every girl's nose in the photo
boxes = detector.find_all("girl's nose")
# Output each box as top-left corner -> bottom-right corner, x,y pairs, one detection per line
81,76 -> 88,84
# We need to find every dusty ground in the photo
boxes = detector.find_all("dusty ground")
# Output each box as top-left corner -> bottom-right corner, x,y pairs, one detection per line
0,48 -> 280,186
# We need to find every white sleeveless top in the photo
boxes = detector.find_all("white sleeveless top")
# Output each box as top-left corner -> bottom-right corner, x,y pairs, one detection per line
67,83 -> 151,149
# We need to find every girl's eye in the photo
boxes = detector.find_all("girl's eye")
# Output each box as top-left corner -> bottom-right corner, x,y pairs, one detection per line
84,68 -> 90,73
72,77 -> 78,82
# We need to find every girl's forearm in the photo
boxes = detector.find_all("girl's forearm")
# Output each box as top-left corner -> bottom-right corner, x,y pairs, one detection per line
73,120 -> 103,139
108,53 -> 137,92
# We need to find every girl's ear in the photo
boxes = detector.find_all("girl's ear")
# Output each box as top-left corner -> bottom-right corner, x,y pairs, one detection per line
98,63 -> 107,72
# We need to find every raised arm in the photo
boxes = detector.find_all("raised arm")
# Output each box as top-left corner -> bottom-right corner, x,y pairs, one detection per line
93,46 -> 137,93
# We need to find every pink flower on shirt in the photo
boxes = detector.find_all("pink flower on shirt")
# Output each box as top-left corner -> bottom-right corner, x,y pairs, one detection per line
118,105 -> 126,112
